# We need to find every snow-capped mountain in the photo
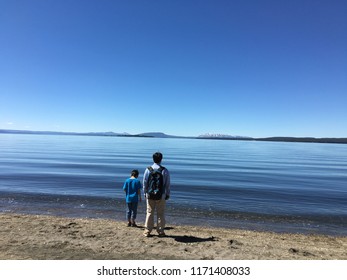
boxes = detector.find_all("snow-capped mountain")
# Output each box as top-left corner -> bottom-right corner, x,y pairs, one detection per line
198,133 -> 252,139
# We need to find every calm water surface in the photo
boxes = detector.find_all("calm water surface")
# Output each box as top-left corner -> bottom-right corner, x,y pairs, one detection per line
0,134 -> 346,235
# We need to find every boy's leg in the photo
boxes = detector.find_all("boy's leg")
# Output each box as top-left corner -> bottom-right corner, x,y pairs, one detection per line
126,203 -> 132,226
131,202 -> 138,226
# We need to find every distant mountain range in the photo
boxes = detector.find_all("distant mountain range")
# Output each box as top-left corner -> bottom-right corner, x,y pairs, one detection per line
135,132 -> 181,138
0,129 -> 127,137
0,129 -> 346,144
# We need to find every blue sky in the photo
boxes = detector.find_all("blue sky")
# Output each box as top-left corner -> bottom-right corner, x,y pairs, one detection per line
1,0 -> 346,137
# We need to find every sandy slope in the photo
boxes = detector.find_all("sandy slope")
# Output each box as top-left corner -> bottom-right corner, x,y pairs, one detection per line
0,213 -> 346,260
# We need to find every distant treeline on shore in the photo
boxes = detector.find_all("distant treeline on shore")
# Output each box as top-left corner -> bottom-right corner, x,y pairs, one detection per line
198,136 -> 347,144
1,129 -> 346,144
255,137 -> 347,144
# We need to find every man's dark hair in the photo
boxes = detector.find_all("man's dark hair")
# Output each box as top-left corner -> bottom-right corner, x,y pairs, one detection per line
131,169 -> 139,177
153,152 -> 163,164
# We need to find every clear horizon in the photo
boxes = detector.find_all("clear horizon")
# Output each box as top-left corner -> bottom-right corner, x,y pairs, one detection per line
1,0 -> 346,138
2,128 -> 347,139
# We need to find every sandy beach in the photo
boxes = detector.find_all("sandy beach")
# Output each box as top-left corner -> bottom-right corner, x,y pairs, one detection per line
0,213 -> 346,260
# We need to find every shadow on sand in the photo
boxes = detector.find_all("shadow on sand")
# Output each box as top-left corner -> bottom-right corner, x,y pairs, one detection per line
171,235 -> 217,243
136,226 -> 218,243
159,227 -> 218,243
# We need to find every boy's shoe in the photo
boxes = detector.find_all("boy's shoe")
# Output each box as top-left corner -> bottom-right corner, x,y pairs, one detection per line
158,232 -> 166,237
131,223 -> 138,227
127,222 -> 132,227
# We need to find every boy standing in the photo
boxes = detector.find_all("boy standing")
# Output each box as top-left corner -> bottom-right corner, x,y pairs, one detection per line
123,169 -> 142,227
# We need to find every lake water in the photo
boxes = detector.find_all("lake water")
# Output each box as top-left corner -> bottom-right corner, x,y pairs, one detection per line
0,133 -> 346,236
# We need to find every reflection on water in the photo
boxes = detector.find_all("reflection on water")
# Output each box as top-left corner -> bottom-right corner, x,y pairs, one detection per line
0,134 -> 347,235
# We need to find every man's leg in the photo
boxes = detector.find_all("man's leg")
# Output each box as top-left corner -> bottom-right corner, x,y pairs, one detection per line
144,199 -> 155,235
156,199 -> 166,235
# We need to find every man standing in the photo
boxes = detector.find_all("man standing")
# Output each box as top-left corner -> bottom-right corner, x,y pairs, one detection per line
143,152 -> 170,237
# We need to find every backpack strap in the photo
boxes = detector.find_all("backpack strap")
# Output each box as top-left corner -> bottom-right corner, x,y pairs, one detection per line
148,166 -> 165,173
158,165 -> 165,172
147,166 -> 154,172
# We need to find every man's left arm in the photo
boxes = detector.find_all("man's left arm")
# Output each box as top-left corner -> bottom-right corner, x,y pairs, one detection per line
164,169 -> 171,199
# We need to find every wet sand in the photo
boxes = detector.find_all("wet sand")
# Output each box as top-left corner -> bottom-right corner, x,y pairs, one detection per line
0,213 -> 346,260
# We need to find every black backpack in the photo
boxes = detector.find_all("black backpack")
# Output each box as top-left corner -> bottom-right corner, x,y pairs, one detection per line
146,166 -> 165,200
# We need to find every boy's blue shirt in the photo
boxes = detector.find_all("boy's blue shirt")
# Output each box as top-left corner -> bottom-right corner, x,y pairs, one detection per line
123,178 -> 141,203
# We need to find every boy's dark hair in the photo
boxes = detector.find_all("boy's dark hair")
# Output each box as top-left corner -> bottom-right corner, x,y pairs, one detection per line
153,152 -> 163,164
131,169 -> 139,177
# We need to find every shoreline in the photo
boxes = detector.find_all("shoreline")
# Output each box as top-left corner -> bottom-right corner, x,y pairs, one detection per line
2,129 -> 347,144
0,213 -> 346,260
1,190 -> 346,237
